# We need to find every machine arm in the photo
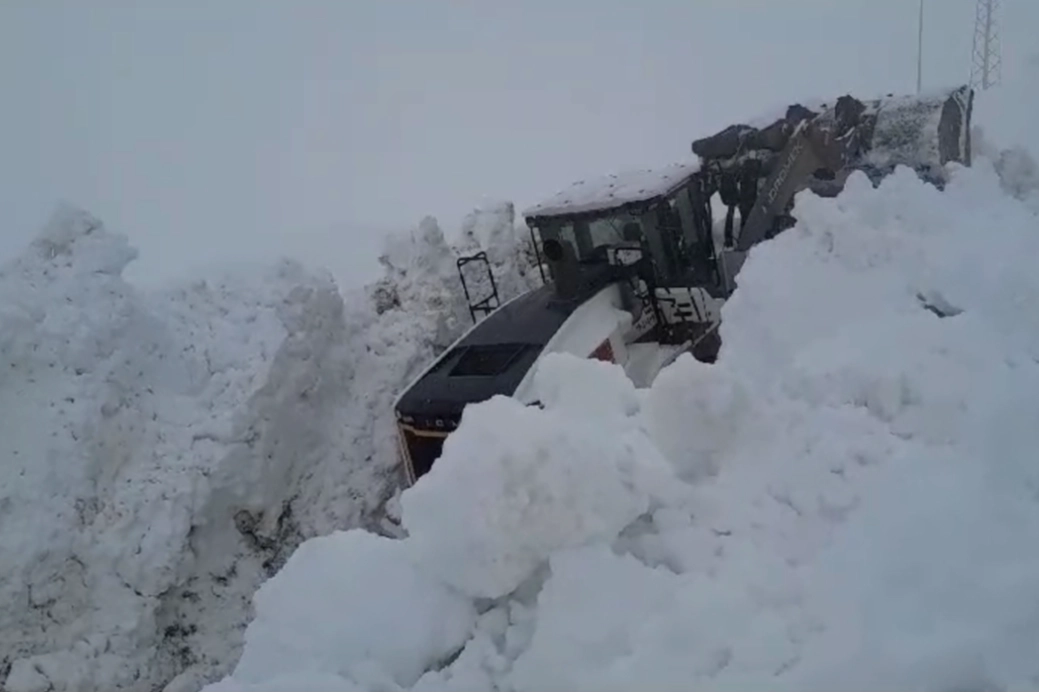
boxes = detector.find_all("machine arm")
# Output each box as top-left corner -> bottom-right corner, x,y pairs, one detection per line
735,99 -> 869,252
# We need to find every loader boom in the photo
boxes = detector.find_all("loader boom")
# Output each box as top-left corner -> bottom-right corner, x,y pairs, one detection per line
736,121 -> 819,252
694,85 -> 975,258
736,106 -> 866,251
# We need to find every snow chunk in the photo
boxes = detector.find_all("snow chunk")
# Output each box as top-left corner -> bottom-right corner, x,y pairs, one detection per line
213,531 -> 476,691
530,343 -> 641,421
508,545 -> 686,690
645,354 -> 753,482
31,202 -> 138,273
400,357 -> 675,599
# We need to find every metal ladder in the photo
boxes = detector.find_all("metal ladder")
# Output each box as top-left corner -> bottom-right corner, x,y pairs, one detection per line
456,251 -> 501,324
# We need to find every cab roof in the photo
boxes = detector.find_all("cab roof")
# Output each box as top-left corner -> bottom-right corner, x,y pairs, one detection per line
523,160 -> 701,223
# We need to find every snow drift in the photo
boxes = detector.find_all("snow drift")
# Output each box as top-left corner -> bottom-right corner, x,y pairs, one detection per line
0,201 -> 538,690
7,67 -> 1039,692
212,152 -> 1039,690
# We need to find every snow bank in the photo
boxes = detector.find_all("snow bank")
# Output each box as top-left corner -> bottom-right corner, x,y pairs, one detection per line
0,200 -> 538,691
401,365 -> 674,601
213,149 -> 1039,690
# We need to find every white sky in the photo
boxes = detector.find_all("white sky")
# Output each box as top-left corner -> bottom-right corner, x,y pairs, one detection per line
1,0 -> 1036,289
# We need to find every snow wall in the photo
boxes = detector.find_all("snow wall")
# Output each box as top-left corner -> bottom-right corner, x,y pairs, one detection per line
211,155 -> 1039,692
0,202 -> 540,691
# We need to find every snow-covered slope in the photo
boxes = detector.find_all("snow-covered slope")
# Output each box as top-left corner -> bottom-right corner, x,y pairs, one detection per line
0,201 -> 538,691
209,152 -> 1039,690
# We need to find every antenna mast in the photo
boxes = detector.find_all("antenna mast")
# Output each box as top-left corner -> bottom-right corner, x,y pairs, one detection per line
916,0 -> 924,93
970,0 -> 1002,90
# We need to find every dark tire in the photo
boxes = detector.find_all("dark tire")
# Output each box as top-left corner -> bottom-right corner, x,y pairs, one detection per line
691,328 -> 722,363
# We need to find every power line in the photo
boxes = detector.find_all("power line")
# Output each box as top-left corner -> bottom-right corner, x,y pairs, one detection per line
971,0 -> 1002,90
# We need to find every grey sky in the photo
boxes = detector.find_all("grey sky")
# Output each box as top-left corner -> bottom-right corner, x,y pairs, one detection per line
1,0 -> 1035,289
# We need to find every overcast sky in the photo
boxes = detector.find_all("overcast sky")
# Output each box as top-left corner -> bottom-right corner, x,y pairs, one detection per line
1,0 -> 1036,288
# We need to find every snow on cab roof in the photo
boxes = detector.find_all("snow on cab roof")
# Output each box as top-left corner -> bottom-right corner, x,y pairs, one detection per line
523,160 -> 701,220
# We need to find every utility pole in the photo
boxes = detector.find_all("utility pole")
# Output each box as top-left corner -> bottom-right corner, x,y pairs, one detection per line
971,0 -> 1002,90
916,0 -> 924,93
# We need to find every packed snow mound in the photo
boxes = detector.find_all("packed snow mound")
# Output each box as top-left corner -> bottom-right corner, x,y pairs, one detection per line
401,371 -> 675,601
0,200 -> 539,691
214,155 -> 1039,691
208,531 -> 478,691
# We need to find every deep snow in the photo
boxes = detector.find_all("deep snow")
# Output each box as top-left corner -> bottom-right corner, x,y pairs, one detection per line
0,202 -> 539,690
5,72 -> 1039,691
210,152 -> 1039,690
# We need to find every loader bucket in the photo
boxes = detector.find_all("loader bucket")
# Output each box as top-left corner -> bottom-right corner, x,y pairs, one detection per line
860,85 -> 974,177
692,84 -> 974,182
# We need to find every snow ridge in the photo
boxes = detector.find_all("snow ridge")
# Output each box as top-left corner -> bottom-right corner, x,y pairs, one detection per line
0,201 -> 537,691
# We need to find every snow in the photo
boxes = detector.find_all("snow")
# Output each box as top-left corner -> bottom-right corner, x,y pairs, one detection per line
0,200 -> 538,690
8,64 -> 1039,693
742,84 -> 961,133
522,160 -> 702,220
207,531 -> 477,691
864,86 -> 968,174
623,341 -> 689,388
401,361 -> 675,601
743,95 -> 831,130
213,142 -> 1039,689
513,284 -> 632,402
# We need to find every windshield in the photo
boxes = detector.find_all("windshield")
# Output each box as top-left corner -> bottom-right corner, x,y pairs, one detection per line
538,210 -> 643,262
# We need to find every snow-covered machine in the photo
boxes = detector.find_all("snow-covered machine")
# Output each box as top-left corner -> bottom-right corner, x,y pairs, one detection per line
695,84 -> 974,282
392,84 -> 974,484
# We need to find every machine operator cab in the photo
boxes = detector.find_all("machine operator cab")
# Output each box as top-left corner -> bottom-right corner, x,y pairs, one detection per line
524,160 -> 726,346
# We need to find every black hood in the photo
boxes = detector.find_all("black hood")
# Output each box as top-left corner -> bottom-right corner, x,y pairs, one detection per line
395,282 -> 597,423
